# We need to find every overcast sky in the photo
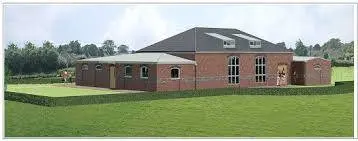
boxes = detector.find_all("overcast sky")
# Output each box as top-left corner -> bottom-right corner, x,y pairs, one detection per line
3,4 -> 354,50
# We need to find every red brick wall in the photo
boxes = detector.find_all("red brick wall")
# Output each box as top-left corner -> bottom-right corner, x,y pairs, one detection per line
195,53 -> 293,89
156,64 -> 196,91
304,59 -> 331,85
76,52 -> 294,91
291,62 -> 305,85
116,64 -> 157,91
77,63 -> 158,91
76,62 -> 96,87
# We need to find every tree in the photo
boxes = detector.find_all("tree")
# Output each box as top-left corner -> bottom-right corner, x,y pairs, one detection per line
43,41 -> 55,49
83,44 -> 99,57
101,40 -> 116,56
58,51 -> 76,68
313,44 -> 321,50
5,43 -> 24,74
294,39 -> 308,56
322,38 -> 343,49
117,44 -> 129,54
58,44 -> 71,53
308,45 -> 313,56
323,53 -> 329,59
69,40 -> 82,55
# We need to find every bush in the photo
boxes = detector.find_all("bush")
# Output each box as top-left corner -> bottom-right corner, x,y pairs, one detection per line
10,73 -> 58,79
4,81 -> 354,107
332,60 -> 354,67
8,77 -> 65,84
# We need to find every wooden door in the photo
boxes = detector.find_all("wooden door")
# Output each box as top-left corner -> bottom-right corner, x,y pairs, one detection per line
110,66 -> 116,89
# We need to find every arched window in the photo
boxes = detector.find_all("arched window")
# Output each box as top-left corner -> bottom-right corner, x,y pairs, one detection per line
124,65 -> 132,78
171,68 -> 180,79
95,64 -> 103,71
81,64 -> 88,70
255,56 -> 266,82
228,56 -> 239,84
140,66 -> 149,79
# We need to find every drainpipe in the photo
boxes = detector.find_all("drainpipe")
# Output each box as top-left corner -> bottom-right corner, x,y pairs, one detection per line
194,63 -> 197,90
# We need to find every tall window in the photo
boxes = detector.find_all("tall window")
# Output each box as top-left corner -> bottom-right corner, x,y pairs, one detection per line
140,66 -> 149,79
171,68 -> 180,79
228,56 -> 239,84
255,56 -> 266,82
124,66 -> 132,78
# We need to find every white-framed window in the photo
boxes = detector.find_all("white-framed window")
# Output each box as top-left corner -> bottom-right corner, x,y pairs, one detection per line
250,40 -> 261,48
124,66 -> 132,78
171,68 -> 180,79
228,56 -> 240,84
255,56 -> 266,82
95,64 -> 103,71
140,66 -> 149,79
223,40 -> 235,48
82,64 -> 88,70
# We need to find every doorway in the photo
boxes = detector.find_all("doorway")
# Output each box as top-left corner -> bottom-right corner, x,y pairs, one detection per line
277,64 -> 288,86
109,65 -> 116,89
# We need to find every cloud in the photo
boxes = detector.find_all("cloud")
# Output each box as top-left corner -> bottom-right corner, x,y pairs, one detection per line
102,5 -> 175,51
4,5 -> 74,46
218,4 -> 354,48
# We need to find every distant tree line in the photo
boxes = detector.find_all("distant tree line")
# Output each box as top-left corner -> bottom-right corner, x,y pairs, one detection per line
280,38 -> 353,66
5,40 -> 132,75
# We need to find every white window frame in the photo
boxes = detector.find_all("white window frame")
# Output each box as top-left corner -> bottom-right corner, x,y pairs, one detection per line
228,56 -> 240,84
124,65 -> 132,78
170,67 -> 180,80
95,64 -> 103,71
82,64 -> 88,70
223,40 -> 235,48
140,66 -> 149,79
249,40 -> 262,48
255,56 -> 266,82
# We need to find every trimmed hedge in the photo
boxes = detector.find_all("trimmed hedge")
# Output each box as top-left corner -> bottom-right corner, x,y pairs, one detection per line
332,60 -> 354,67
10,73 -> 58,79
8,77 -> 74,84
4,81 -> 353,107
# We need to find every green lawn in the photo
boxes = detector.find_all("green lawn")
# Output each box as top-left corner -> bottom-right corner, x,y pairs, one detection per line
5,67 -> 354,137
7,84 -> 124,97
332,66 -> 353,82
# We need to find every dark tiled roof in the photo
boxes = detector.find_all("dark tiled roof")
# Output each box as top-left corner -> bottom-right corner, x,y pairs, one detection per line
137,27 -> 291,53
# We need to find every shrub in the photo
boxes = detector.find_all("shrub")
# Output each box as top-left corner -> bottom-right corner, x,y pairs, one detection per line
8,77 -> 65,84
332,60 -> 353,67
10,73 -> 57,79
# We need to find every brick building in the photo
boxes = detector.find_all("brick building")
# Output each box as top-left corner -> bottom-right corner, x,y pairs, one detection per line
76,27 -> 331,91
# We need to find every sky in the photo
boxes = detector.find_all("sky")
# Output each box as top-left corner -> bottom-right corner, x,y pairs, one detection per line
3,4 -> 355,51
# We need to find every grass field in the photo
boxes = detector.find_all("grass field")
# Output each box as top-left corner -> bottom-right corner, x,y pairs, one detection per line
5,67 -> 354,137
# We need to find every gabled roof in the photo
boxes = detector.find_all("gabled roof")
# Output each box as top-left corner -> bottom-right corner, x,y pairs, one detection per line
292,56 -> 329,62
137,27 -> 292,53
77,53 -> 196,65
